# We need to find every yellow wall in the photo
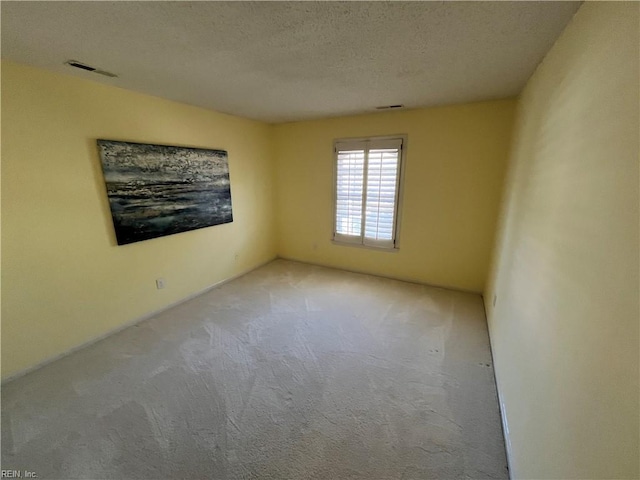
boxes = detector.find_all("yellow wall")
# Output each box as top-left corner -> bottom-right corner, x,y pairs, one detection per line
485,3 -> 639,478
273,101 -> 516,292
1,62 -> 277,379
1,64 -> 514,379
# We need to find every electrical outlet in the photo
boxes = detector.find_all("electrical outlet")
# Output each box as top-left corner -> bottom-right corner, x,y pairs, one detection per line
156,278 -> 166,290
493,294 -> 497,306
234,254 -> 239,261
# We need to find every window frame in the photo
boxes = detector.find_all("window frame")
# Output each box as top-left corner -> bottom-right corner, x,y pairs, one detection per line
332,134 -> 407,251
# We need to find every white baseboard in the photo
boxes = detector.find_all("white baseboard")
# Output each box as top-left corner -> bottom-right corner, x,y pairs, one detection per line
277,255 -> 482,295
1,257 -> 277,385
482,297 -> 515,480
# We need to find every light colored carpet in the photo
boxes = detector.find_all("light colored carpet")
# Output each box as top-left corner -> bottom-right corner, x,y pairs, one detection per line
1,259 -> 508,479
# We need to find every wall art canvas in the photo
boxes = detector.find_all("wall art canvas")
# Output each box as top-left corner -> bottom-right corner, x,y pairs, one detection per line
97,140 -> 233,245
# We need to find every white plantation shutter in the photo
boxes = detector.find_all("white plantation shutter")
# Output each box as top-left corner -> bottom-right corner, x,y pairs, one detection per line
335,149 -> 365,242
334,137 -> 404,249
364,145 -> 400,247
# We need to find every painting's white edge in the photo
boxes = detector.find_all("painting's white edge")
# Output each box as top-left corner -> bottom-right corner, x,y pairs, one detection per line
483,296 -> 515,480
278,255 -> 482,295
1,256 -> 277,385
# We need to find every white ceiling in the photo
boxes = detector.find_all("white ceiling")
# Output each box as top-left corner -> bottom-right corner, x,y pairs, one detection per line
1,1 -> 581,123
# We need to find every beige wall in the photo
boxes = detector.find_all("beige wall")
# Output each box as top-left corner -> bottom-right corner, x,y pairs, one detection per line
1,62 -> 277,379
485,3 -> 639,478
273,101 -> 516,293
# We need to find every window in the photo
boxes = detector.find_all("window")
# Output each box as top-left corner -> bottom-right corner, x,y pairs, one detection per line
333,136 -> 405,249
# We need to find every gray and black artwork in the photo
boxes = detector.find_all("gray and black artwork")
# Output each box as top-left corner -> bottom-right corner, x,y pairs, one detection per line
97,140 -> 233,245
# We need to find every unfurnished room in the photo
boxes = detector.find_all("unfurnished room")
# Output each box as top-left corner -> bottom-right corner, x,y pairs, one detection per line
1,1 -> 638,479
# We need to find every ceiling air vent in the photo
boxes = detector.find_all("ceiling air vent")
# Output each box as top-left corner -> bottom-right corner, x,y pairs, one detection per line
375,104 -> 404,110
65,60 -> 118,78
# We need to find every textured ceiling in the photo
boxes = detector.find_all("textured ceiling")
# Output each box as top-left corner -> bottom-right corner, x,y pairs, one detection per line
1,1 -> 581,123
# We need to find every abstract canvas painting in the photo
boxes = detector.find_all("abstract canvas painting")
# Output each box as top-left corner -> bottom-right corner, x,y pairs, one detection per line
97,140 -> 233,245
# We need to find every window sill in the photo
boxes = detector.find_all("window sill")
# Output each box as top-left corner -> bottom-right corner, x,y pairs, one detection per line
331,239 -> 399,252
